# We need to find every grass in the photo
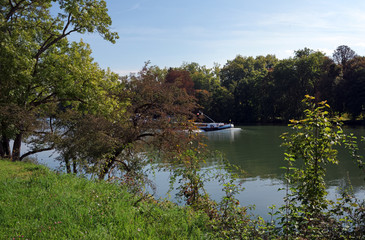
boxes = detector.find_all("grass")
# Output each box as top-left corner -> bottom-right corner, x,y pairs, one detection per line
0,160 -> 210,239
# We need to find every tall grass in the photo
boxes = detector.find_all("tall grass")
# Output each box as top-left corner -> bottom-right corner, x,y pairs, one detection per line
0,160 -> 209,239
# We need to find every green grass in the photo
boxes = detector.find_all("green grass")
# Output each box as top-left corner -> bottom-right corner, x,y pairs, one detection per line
0,160 -> 210,239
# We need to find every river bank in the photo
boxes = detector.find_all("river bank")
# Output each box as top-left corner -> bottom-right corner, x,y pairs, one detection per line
0,160 -> 209,239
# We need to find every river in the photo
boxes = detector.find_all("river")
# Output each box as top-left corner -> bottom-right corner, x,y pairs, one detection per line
152,125 -> 365,219
32,125 -> 365,220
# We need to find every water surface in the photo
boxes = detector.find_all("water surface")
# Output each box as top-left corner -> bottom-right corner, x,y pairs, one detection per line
200,125 -> 365,218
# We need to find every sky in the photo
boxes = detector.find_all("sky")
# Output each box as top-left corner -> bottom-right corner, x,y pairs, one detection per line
69,0 -> 365,75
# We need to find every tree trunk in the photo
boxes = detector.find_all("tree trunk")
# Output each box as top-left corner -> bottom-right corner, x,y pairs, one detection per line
0,135 -> 11,159
72,159 -> 77,174
98,157 -> 115,180
65,157 -> 71,174
12,133 -> 22,161
0,142 -> 3,158
98,148 -> 124,180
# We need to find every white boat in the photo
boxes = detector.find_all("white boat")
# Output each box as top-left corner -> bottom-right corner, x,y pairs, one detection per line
195,122 -> 234,132
195,111 -> 233,131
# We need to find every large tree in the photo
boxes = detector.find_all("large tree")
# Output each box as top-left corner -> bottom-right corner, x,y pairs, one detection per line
165,68 -> 195,95
272,49 -> 327,121
332,45 -> 356,70
219,55 -> 278,123
53,65 -> 198,180
341,56 -> 365,118
0,0 -> 118,160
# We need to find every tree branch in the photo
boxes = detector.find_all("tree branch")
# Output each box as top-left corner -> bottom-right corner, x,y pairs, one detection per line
29,92 -> 56,107
5,0 -> 26,21
29,93 -> 87,110
115,159 -> 131,172
33,13 -> 80,60
136,132 -> 155,140
20,146 -> 54,161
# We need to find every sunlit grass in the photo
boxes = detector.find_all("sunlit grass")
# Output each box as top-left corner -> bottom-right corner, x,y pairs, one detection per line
0,160 -> 209,239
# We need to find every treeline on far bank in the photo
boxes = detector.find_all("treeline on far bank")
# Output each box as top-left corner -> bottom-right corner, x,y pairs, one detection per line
158,45 -> 365,124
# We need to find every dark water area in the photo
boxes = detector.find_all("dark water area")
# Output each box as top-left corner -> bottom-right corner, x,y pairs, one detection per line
27,125 -> 365,220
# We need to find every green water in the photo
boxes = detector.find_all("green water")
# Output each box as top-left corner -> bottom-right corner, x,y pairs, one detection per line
204,125 -> 365,189
200,125 -> 365,219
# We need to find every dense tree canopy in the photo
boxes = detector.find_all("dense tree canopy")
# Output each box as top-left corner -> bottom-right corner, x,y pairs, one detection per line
177,46 -> 364,124
0,0 -> 118,160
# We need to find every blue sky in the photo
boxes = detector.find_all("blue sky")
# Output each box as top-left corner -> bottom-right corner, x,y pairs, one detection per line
70,0 -> 365,75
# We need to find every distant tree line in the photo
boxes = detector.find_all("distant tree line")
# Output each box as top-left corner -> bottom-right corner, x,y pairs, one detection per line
167,45 -> 364,124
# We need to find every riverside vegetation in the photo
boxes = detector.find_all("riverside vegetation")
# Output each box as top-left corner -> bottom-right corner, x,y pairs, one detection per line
1,1 -> 365,239
1,96 -> 364,239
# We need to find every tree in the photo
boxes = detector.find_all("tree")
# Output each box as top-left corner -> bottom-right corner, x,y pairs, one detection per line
219,55 -> 278,123
333,45 -> 356,70
220,55 -> 252,91
0,0 -> 118,161
272,49 -> 326,121
181,62 -> 220,92
165,68 -> 195,95
210,86 -> 234,122
341,56 -> 365,118
316,57 -> 341,109
54,64 -> 198,180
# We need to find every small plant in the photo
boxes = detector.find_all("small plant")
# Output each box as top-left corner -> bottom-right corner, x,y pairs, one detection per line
167,136 -> 263,239
167,139 -> 215,213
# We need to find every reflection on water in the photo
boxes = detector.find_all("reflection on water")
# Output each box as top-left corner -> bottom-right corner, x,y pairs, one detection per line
202,125 -> 286,179
203,128 -> 243,142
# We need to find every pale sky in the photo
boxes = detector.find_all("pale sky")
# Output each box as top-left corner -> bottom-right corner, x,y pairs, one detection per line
69,0 -> 365,75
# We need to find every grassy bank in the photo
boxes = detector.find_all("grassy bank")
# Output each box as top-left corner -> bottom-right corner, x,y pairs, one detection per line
0,160 -> 209,239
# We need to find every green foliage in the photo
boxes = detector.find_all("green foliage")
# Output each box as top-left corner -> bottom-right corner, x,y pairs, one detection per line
182,62 -> 220,92
218,55 -> 278,123
341,56 -> 365,119
2,93 -> 365,239
166,141 -> 262,239
0,0 -> 119,160
177,46 -> 365,124
279,95 -> 365,239
272,50 -> 328,121
52,63 -> 198,187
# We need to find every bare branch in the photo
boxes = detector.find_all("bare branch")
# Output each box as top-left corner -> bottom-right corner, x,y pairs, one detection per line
29,92 -> 56,107
20,146 -> 54,161
29,93 -> 87,110
49,117 -> 53,133
115,159 -> 131,172
33,12 -> 81,61
136,132 -> 155,140
63,12 -> 72,35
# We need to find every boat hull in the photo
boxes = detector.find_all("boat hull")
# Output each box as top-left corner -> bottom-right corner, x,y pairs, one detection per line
198,123 -> 234,132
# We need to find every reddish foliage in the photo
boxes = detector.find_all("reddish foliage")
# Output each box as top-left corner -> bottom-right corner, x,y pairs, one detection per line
165,68 -> 195,95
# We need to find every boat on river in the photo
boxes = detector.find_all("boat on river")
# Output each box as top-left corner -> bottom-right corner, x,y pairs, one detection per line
195,122 -> 234,132
195,111 -> 234,131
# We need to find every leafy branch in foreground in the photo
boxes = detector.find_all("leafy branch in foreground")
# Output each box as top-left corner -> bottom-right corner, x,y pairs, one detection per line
279,95 -> 365,239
